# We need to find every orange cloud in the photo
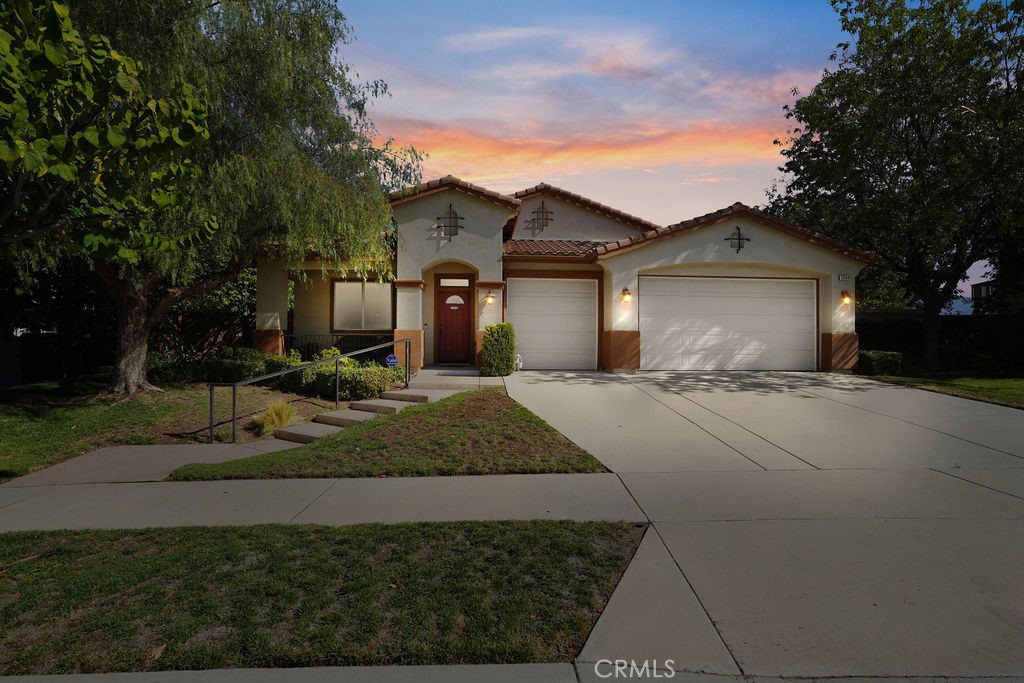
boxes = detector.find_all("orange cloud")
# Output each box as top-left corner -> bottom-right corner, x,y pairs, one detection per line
377,118 -> 785,185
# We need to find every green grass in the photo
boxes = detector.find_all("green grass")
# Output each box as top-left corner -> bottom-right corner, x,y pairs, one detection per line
869,375 -> 1024,409
0,521 -> 645,674
0,375 -> 329,483
173,387 -> 606,480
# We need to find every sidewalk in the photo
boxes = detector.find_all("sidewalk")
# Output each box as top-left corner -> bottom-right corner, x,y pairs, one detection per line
0,466 -> 643,531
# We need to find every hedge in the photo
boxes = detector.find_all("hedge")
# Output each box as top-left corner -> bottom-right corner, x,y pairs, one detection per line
480,322 -> 516,376
205,347 -> 403,400
857,350 -> 903,376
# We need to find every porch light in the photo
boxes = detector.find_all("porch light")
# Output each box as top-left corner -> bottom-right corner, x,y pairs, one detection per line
484,290 -> 495,305
436,203 -> 463,237
621,287 -> 632,303
840,289 -> 852,305
725,226 -> 750,253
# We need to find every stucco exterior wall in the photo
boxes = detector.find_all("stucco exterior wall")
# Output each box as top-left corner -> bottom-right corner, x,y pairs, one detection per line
516,194 -> 642,242
255,260 -> 289,332
292,274 -> 332,336
393,188 -> 510,281
600,215 -> 865,335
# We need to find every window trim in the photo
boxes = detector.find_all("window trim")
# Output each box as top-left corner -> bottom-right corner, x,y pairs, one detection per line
329,278 -> 396,333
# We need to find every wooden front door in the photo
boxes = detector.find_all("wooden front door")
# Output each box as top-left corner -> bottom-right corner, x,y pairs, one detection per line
437,288 -> 471,363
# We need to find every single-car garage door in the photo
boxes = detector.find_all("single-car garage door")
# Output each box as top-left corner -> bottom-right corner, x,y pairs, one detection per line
639,276 -> 816,370
506,277 -> 598,370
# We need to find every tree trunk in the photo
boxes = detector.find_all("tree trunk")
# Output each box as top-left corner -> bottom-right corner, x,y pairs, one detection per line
108,275 -> 162,394
921,299 -> 943,371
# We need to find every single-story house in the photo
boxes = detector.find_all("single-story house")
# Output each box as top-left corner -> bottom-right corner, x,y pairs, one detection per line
254,175 -> 872,371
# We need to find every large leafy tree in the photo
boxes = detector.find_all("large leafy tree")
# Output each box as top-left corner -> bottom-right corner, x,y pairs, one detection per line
0,0 -> 209,250
769,0 -> 1023,367
66,0 -> 421,393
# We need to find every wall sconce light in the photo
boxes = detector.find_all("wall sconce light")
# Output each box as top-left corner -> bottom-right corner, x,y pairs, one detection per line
840,289 -> 852,305
621,287 -> 632,303
484,290 -> 495,305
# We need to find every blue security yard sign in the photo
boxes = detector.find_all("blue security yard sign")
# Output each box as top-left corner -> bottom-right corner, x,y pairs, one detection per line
385,354 -> 399,368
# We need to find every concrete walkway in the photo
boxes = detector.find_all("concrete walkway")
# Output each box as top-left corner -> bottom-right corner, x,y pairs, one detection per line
506,371 -> 1024,680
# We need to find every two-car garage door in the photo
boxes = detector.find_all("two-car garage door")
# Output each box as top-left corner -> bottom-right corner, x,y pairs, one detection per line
503,275 -> 816,371
639,276 -> 817,371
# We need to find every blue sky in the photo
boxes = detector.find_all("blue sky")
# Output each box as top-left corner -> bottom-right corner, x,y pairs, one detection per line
338,1 -> 851,225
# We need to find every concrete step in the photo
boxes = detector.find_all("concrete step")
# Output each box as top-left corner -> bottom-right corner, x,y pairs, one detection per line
274,422 -> 344,444
406,380 -> 481,391
380,389 -> 464,403
315,409 -> 379,427
347,398 -> 413,415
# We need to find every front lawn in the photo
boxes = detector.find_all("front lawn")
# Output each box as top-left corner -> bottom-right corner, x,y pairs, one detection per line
172,387 -> 605,480
0,375 -> 330,483
0,521 -> 644,674
869,375 -> 1024,409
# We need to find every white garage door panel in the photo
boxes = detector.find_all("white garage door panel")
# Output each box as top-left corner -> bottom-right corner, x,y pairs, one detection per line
506,278 -> 598,370
639,277 -> 816,371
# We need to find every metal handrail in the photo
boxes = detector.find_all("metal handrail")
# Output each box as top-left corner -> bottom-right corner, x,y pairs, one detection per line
208,338 -> 412,443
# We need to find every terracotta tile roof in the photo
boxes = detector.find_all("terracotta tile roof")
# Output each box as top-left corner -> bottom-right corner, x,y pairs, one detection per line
514,182 -> 661,233
390,175 -> 520,210
502,239 -> 605,258
594,202 -> 876,263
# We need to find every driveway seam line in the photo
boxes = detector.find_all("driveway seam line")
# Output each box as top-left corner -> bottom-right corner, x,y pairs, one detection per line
613,470 -> 746,676
632,376 -> 820,470
287,479 -> 341,523
624,376 -> 766,470
649,521 -> 746,676
801,387 -> 1024,461
930,468 -> 1024,502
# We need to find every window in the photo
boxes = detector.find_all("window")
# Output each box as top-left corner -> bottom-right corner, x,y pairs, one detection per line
332,281 -> 393,330
439,278 -> 470,288
445,294 -> 465,305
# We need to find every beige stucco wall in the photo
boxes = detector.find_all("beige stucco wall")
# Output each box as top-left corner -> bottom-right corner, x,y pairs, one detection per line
600,215 -> 866,335
255,260 -> 289,332
516,194 -> 643,242
393,188 -> 511,281
291,273 -> 333,336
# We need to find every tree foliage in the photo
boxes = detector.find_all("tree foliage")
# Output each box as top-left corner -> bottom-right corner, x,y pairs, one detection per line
769,0 -> 1024,365
0,0 -> 210,260
61,0 -> 422,392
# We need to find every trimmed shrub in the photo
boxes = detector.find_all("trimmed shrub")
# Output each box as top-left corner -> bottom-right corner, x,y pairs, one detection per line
481,322 -> 516,376
857,350 -> 903,376
265,349 -> 305,392
205,347 -> 268,382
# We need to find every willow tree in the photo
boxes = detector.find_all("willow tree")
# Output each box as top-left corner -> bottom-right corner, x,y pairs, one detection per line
770,0 -> 1023,367
69,0 -> 421,392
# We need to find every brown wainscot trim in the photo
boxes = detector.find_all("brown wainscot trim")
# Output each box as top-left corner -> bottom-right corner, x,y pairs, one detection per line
393,279 -> 425,290
821,332 -> 859,372
394,329 -> 424,370
476,280 -> 506,290
253,329 -> 284,356
600,330 -> 640,370
474,329 -> 485,368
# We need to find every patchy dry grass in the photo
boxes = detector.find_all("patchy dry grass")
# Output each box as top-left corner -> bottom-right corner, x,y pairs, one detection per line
172,387 -> 605,480
0,375 -> 330,483
0,521 -> 644,674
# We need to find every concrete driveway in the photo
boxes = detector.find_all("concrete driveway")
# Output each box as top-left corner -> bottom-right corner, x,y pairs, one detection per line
505,371 -> 1024,680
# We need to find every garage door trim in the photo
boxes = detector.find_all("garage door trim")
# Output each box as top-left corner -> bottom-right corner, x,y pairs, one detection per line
505,270 -> 602,370
638,275 -> 819,371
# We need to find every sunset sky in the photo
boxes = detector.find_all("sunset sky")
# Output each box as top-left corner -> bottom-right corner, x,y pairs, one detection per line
340,0 -> 849,226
